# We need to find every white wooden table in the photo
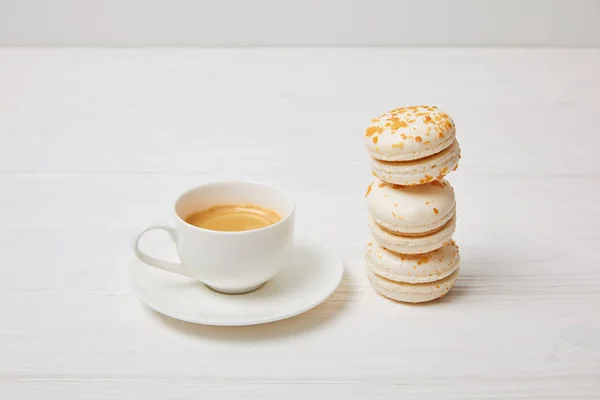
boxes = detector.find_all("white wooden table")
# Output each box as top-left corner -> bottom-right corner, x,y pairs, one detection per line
1,48 -> 599,399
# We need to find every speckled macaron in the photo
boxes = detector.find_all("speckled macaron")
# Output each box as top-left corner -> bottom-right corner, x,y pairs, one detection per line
364,105 -> 460,185
366,263 -> 459,303
365,235 -> 460,284
365,179 -> 456,254
366,178 -> 456,235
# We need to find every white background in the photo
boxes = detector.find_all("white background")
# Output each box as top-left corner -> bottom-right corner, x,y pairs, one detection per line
0,0 -> 599,46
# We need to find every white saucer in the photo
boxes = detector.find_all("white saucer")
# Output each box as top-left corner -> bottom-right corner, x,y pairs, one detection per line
129,238 -> 344,326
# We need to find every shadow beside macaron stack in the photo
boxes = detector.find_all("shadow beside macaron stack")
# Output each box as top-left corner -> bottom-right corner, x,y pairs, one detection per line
364,106 -> 461,303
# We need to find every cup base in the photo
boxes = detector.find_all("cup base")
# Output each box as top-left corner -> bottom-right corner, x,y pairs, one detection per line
205,282 -> 266,295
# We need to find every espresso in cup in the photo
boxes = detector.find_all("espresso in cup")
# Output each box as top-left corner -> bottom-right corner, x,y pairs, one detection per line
133,181 -> 295,294
185,204 -> 282,232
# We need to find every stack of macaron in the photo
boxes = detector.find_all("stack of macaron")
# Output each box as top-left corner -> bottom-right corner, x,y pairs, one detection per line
364,105 -> 461,303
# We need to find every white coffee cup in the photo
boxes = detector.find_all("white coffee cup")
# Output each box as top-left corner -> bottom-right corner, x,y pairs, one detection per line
133,181 -> 295,294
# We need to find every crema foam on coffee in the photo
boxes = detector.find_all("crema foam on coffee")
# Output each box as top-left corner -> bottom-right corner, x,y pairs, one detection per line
185,204 -> 281,232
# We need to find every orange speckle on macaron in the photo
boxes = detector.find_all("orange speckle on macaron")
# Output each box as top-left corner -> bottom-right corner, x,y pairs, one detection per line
419,175 -> 434,185
365,127 -> 378,137
417,255 -> 430,265
391,120 -> 408,130
437,167 -> 448,179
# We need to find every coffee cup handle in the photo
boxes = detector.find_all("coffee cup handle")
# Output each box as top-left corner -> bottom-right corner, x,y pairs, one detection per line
133,223 -> 189,277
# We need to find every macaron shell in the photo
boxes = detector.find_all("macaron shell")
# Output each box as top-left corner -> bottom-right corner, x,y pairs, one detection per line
366,178 -> 455,234
372,139 -> 461,186
365,106 -> 456,162
367,265 -> 459,303
365,237 -> 460,283
368,213 -> 456,254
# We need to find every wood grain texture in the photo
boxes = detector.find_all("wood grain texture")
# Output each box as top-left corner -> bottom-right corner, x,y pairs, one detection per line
0,48 -> 599,399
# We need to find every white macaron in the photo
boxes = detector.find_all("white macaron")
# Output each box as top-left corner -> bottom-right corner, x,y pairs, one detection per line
366,178 -> 456,235
365,105 -> 456,162
365,236 -> 460,284
364,105 -> 460,185
367,263 -> 459,303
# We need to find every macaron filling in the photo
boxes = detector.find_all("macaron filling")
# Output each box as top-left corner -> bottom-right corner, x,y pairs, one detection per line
368,213 -> 456,255
373,139 -> 459,168
371,140 -> 461,185
367,266 -> 459,303
372,204 -> 456,237
375,209 -> 455,237
368,131 -> 456,162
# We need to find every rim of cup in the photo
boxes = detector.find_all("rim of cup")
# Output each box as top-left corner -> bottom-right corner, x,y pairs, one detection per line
174,180 -> 295,235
